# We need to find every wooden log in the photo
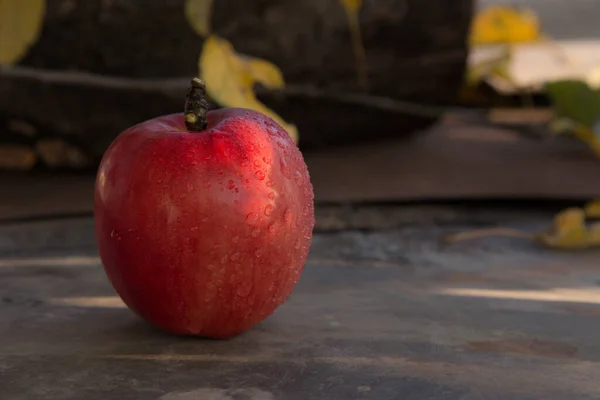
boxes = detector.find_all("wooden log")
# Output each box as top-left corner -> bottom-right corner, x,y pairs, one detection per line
1,0 -> 474,155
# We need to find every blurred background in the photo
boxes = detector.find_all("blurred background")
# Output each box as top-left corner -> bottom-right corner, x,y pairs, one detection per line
5,2 -> 600,398
2,0 -> 600,240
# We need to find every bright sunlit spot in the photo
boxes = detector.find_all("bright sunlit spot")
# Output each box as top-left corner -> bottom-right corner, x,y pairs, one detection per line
0,256 -> 101,268
436,287 -> 600,305
48,296 -> 126,308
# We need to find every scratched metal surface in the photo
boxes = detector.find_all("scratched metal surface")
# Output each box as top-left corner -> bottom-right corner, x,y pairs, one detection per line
2,211 -> 600,400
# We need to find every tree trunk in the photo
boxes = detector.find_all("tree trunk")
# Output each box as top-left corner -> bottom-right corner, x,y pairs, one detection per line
1,0 -> 474,159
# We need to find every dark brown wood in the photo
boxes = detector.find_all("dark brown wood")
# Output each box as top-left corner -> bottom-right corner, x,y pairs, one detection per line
25,0 -> 472,97
0,0 -> 473,150
306,122 -> 600,202
0,68 -> 446,157
2,120 -> 600,223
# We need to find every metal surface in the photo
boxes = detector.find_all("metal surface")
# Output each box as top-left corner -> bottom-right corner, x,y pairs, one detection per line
2,211 -> 600,399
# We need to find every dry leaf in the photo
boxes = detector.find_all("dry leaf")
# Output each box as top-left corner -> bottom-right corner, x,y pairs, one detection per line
199,35 -> 298,142
470,4 -> 540,45
0,0 -> 46,65
339,0 -> 361,13
185,0 -> 213,37
536,208 -> 590,249
444,205 -> 600,250
584,200 -> 600,218
466,5 -> 539,90
465,45 -> 513,86
237,55 -> 285,90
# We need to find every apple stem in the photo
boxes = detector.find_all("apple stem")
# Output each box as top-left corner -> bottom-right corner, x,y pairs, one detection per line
184,78 -> 210,131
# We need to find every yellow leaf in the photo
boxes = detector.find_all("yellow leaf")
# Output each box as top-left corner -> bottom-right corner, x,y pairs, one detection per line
470,5 -> 540,46
185,0 -> 213,37
584,200 -> 600,218
0,0 -> 45,65
199,35 -> 298,142
237,55 -> 285,90
338,0 -> 368,89
586,222 -> 600,246
465,45 -> 513,86
537,208 -> 589,249
339,0 -> 362,13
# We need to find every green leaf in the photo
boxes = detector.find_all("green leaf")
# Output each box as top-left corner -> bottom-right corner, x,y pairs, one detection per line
545,80 -> 600,129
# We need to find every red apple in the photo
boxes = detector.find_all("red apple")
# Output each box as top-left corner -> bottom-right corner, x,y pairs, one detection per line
94,78 -> 315,338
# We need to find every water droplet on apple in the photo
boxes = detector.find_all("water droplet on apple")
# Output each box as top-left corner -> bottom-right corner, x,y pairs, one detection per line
284,209 -> 293,222
110,229 -> 121,240
294,171 -> 304,187
266,180 -> 275,187
232,235 -> 239,243
234,200 -> 239,204
245,178 -> 250,184
236,282 -> 253,297
203,182 -> 211,189
268,192 -> 275,200
218,180 -> 224,185
304,186 -> 313,199
264,204 -> 273,216
280,159 -> 291,178
241,160 -> 249,167
294,239 -> 301,249
255,249 -> 263,258
220,255 -> 228,264
218,171 -> 224,176
268,222 -> 277,233
255,170 -> 265,180
251,228 -> 261,238
227,180 -> 235,189
246,212 -> 259,224
254,160 -> 261,168
230,252 -> 240,261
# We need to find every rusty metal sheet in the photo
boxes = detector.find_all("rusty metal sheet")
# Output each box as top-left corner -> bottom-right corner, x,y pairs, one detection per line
2,212 -> 600,399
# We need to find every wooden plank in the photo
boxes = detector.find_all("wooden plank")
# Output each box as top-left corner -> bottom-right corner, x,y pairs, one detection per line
2,211 -> 600,399
307,122 -> 600,202
2,121 -> 600,222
